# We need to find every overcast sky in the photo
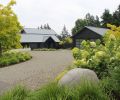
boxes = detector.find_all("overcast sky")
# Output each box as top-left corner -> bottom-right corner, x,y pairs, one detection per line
1,0 -> 120,34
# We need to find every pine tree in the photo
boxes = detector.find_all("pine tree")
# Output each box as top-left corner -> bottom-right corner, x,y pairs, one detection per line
101,9 -> 113,28
112,5 -> 120,26
47,24 -> 51,29
61,25 -> 70,39
40,25 -> 43,29
44,24 -> 47,29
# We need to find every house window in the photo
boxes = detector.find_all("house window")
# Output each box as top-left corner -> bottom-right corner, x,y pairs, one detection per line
90,39 -> 95,41
76,39 -> 83,48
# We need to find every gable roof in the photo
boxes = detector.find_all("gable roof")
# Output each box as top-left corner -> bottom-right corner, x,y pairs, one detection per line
72,26 -> 109,37
85,26 -> 108,36
21,28 -> 60,43
21,34 -> 60,43
22,28 -> 57,35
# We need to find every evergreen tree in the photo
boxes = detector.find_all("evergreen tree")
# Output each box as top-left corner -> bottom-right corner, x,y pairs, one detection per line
72,13 -> 101,35
101,9 -> 113,28
44,24 -> 47,29
95,16 -> 101,27
47,24 -> 51,29
112,5 -> 120,26
85,13 -> 95,26
40,25 -> 43,29
61,25 -> 70,39
72,19 -> 87,35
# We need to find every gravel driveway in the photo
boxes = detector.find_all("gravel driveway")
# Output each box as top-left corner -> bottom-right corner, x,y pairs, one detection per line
0,50 -> 73,93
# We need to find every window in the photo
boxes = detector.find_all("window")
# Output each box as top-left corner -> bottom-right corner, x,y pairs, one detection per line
75,39 -> 83,48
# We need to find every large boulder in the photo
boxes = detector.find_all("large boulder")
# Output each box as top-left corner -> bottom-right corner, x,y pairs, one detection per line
58,68 -> 99,87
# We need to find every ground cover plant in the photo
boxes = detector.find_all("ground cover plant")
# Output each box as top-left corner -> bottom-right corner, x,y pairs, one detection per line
0,81 -> 109,100
0,51 -> 32,67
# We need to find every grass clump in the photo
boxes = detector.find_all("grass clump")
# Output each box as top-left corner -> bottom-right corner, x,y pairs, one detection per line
0,51 -> 32,67
0,86 -> 30,100
27,82 -> 109,100
1,81 -> 108,100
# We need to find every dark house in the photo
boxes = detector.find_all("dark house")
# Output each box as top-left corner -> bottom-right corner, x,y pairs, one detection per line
72,26 -> 108,48
20,28 -> 60,49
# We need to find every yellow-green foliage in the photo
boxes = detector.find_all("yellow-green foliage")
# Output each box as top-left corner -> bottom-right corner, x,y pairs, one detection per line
0,0 -> 22,54
59,37 -> 73,45
55,70 -> 68,82
0,51 -> 32,67
104,24 -> 120,42
72,25 -> 120,78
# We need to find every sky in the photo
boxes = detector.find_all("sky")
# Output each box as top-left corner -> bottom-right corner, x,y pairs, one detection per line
0,0 -> 120,34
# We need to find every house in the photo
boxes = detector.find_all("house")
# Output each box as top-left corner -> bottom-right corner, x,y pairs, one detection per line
72,26 -> 108,48
20,28 -> 60,49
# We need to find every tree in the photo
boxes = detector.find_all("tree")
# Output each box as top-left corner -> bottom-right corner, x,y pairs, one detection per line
72,13 -> 101,35
85,13 -> 101,27
46,24 -> 51,29
61,25 -> 70,39
85,13 -> 95,26
0,0 -> 22,55
40,25 -> 43,29
112,5 -> 120,26
44,24 -> 47,29
94,16 -> 101,27
72,19 -> 87,35
101,9 -> 113,28
59,25 -> 72,48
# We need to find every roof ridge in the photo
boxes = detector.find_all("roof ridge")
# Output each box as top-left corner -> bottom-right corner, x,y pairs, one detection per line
24,28 -> 55,30
85,26 -> 108,29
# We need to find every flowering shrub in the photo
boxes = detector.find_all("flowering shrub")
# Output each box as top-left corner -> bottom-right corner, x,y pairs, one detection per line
72,25 -> 120,79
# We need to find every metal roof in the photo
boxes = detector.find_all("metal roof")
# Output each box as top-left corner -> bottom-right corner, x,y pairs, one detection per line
21,28 -> 60,43
85,26 -> 108,36
21,34 -> 60,43
23,28 -> 57,35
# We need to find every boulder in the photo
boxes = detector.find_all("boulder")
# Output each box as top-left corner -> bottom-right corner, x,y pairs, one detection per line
58,68 -> 99,87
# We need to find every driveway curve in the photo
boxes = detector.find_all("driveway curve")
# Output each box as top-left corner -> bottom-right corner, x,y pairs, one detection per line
0,50 -> 73,93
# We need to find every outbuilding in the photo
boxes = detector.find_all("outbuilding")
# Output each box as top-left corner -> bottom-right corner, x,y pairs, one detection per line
20,28 -> 60,49
72,26 -> 108,48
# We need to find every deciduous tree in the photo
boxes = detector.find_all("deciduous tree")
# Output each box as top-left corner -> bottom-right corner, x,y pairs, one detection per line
0,0 -> 22,55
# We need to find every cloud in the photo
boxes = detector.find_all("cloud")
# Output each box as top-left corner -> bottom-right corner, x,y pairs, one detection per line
1,0 -> 120,34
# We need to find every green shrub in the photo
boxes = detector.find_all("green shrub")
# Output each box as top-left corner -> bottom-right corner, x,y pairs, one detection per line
0,51 -> 32,67
9,56 -> 19,64
72,47 -> 81,59
0,59 -> 10,66
72,39 -> 120,79
16,53 -> 26,62
102,66 -> 120,100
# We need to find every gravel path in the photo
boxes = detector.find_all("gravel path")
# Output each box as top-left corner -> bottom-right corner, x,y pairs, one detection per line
0,50 -> 73,93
